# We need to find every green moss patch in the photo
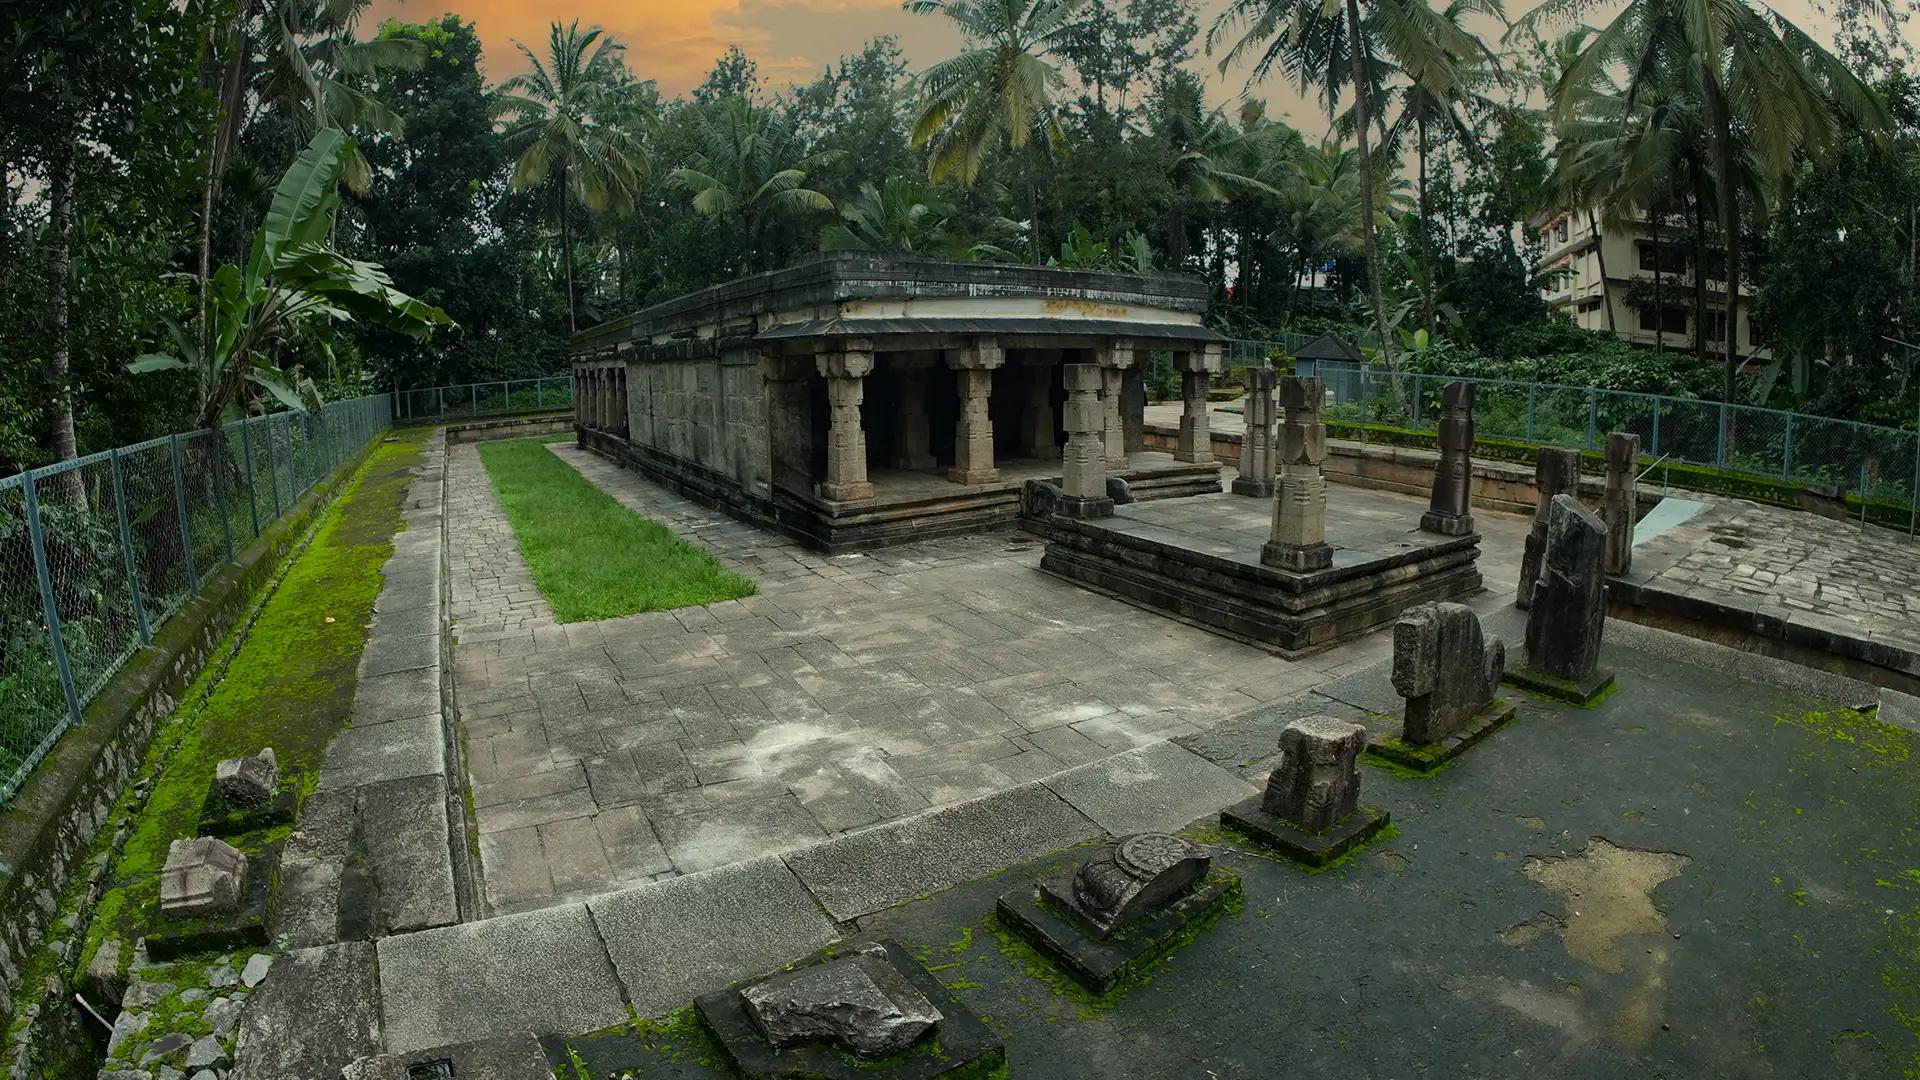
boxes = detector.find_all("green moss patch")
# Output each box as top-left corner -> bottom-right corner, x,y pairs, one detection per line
475,437 -> 756,622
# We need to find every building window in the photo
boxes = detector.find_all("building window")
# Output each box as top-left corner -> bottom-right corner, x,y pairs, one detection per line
1556,221 -> 1569,244
1638,306 -> 1687,334
1579,299 -> 1602,313
1637,242 -> 1687,273
1705,310 -> 1729,342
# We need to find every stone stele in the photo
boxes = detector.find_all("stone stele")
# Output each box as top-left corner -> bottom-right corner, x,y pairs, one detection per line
160,837 -> 250,918
1517,448 -> 1582,610
742,943 -> 942,1059
1058,833 -> 1210,936
1261,375 -> 1333,572
1261,715 -> 1366,832
1418,381 -> 1477,536
213,747 -> 278,807
1524,494 -> 1608,680
1391,602 -> 1505,744
1602,431 -> 1639,576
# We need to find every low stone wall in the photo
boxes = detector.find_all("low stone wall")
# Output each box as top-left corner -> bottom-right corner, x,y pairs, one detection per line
0,435 -> 381,1026
442,412 -> 572,444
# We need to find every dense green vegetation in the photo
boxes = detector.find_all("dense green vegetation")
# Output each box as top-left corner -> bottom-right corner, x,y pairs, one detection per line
475,437 -> 756,621
2,0 -> 1917,475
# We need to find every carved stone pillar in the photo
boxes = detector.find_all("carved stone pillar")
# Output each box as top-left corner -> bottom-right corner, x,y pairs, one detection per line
1602,431 -> 1639,575
1419,380 -> 1477,535
947,337 -> 1004,485
889,356 -> 936,470
1262,375 -> 1332,572
759,352 -> 815,498
1232,364 -> 1277,497
1173,345 -> 1222,463
1019,351 -> 1058,459
1058,364 -> 1113,518
1518,448 -> 1583,610
1096,339 -> 1136,470
816,345 -> 875,502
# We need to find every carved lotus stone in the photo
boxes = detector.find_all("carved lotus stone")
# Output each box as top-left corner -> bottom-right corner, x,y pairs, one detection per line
1058,833 -> 1210,935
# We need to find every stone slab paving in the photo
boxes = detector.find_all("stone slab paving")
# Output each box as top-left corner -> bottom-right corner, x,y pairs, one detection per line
448,440 -> 1526,914
447,438 -> 555,637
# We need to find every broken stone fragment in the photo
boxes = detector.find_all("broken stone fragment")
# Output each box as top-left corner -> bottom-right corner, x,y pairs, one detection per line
159,837 -> 249,918
742,944 -> 941,1058
1391,603 -> 1504,744
1261,715 -> 1366,833
1523,494 -> 1608,680
213,748 -> 278,807
1062,833 -> 1210,935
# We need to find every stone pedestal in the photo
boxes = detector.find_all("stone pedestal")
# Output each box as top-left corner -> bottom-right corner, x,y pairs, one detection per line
1371,603 -> 1515,772
160,837 -> 249,918
817,347 -> 875,502
1262,376 -> 1332,572
1510,493 -> 1616,704
1419,380 -> 1476,535
889,361 -> 936,471
1518,448 -> 1583,610
1172,346 -> 1221,463
1603,431 -> 1638,575
1221,715 -> 1390,866
947,338 -> 1004,486
1231,365 -> 1277,497
1058,364 -> 1113,518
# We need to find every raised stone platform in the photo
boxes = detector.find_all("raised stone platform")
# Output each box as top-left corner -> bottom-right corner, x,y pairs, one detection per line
1030,489 -> 1483,657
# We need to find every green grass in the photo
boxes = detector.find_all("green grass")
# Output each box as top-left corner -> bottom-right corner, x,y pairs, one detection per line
475,437 -> 756,622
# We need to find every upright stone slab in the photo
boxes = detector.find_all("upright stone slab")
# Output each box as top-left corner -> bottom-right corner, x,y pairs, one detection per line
1232,365 -> 1278,497
1173,346 -> 1221,463
1420,381 -> 1477,536
1603,431 -> 1639,575
1261,376 -> 1333,572
1057,364 -> 1114,519
1372,603 -> 1514,771
1221,715 -> 1390,866
1518,448 -> 1583,609
1509,494 -> 1616,704
160,837 -> 249,918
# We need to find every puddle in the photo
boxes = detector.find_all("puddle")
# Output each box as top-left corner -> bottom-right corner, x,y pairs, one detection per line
1523,837 -> 1690,974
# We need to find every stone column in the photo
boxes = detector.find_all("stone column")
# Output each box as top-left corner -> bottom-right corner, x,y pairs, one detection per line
760,352 -> 815,497
1419,380 -> 1477,535
1522,494 -> 1608,681
1058,364 -> 1113,518
889,356 -> 936,471
947,337 -> 1005,485
1260,716 -> 1366,833
1172,345 -> 1222,463
1602,431 -> 1639,575
1096,339 -> 1136,470
1517,448 -> 1583,609
573,367 -> 586,428
816,345 -> 876,502
1019,352 -> 1058,459
1262,375 -> 1333,572
1232,364 -> 1277,497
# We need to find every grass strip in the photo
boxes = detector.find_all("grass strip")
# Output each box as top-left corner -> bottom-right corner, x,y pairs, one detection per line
475,438 -> 756,622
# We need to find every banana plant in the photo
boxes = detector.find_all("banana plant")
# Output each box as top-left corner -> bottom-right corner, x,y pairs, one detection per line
132,128 -> 452,428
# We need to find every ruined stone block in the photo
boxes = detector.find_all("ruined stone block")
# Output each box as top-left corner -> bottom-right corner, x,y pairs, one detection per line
1261,715 -> 1366,832
1391,603 -> 1505,744
742,944 -> 941,1059
1419,381 -> 1476,536
213,748 -> 278,808
160,837 -> 249,919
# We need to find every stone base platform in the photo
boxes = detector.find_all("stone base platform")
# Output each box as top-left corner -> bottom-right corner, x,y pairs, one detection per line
993,868 -> 1241,993
1503,665 -> 1617,707
1365,699 -> 1517,774
1219,798 -> 1391,868
1029,490 -> 1483,657
581,427 -> 1220,554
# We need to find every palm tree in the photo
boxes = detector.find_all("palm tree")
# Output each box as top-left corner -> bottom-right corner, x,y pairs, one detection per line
1213,0 -> 1493,364
1520,0 -> 1889,401
254,0 -> 427,192
1150,73 -> 1279,269
1276,139 -> 1368,318
668,96 -> 841,274
903,0 -> 1087,259
820,177 -> 1017,259
494,20 -> 651,332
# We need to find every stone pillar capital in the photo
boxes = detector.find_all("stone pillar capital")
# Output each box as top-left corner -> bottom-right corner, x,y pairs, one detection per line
817,347 -> 875,380
947,337 -> 1005,371
1096,338 -> 1137,370
758,351 -> 814,382
1174,342 -> 1224,374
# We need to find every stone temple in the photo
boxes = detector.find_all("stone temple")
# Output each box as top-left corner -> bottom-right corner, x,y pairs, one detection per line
570,253 -> 1227,552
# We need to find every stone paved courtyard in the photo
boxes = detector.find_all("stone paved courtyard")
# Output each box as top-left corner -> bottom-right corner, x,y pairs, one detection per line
444,441 -> 1530,913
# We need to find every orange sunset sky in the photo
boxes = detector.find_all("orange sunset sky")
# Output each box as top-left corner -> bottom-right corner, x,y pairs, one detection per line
364,0 -> 1863,138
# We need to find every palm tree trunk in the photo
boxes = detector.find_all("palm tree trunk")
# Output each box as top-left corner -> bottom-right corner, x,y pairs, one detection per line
1708,87 -> 1741,404
1417,113 -> 1436,337
47,146 -> 83,506
1652,207 -> 1665,354
1167,205 -> 1187,265
559,166 -> 577,334
1689,159 -> 1709,365
1587,209 -> 1614,333
1345,0 -> 1395,366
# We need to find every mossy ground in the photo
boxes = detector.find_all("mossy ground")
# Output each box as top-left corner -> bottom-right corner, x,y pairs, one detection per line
475,437 -> 756,622
77,429 -> 427,993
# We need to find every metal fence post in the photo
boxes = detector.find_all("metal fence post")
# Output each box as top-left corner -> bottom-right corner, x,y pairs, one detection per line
1411,374 -> 1423,426
1585,388 -> 1599,450
1780,413 -> 1795,482
107,449 -> 152,646
1650,398 -> 1662,458
1715,403 -> 1729,466
1910,431 -> 1918,537
265,415 -> 283,518
238,418 -> 260,539
1526,385 -> 1537,441
23,471 -> 84,733
169,433 -> 200,594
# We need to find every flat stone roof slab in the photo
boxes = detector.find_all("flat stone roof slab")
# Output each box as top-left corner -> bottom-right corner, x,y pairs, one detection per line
376,903 -> 628,1054
587,855 -> 840,1017
783,782 -> 1101,921
1041,741 -> 1255,836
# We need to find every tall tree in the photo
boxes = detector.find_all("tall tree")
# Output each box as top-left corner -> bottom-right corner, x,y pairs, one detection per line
494,20 -> 651,333
667,96 -> 841,274
253,0 -> 427,191
904,0 -> 1088,258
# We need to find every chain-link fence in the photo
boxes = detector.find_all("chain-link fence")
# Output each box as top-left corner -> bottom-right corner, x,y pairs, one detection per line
1291,359 -> 1920,528
393,376 -> 574,422
0,394 -> 393,808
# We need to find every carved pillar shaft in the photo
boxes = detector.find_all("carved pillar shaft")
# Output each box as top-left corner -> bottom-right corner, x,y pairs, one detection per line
1419,380 -> 1477,535
947,337 -> 1004,486
1096,339 -> 1135,470
1172,345 -> 1222,464
1602,431 -> 1638,575
1232,365 -> 1277,497
817,346 -> 875,502
1059,364 -> 1112,517
1262,375 -> 1333,572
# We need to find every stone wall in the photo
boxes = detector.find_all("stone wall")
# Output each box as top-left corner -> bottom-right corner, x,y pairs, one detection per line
443,413 -> 573,444
0,438 -> 381,1030
624,354 -> 770,499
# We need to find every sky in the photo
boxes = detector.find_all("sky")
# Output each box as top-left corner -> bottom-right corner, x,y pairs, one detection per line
364,0 -> 1860,139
